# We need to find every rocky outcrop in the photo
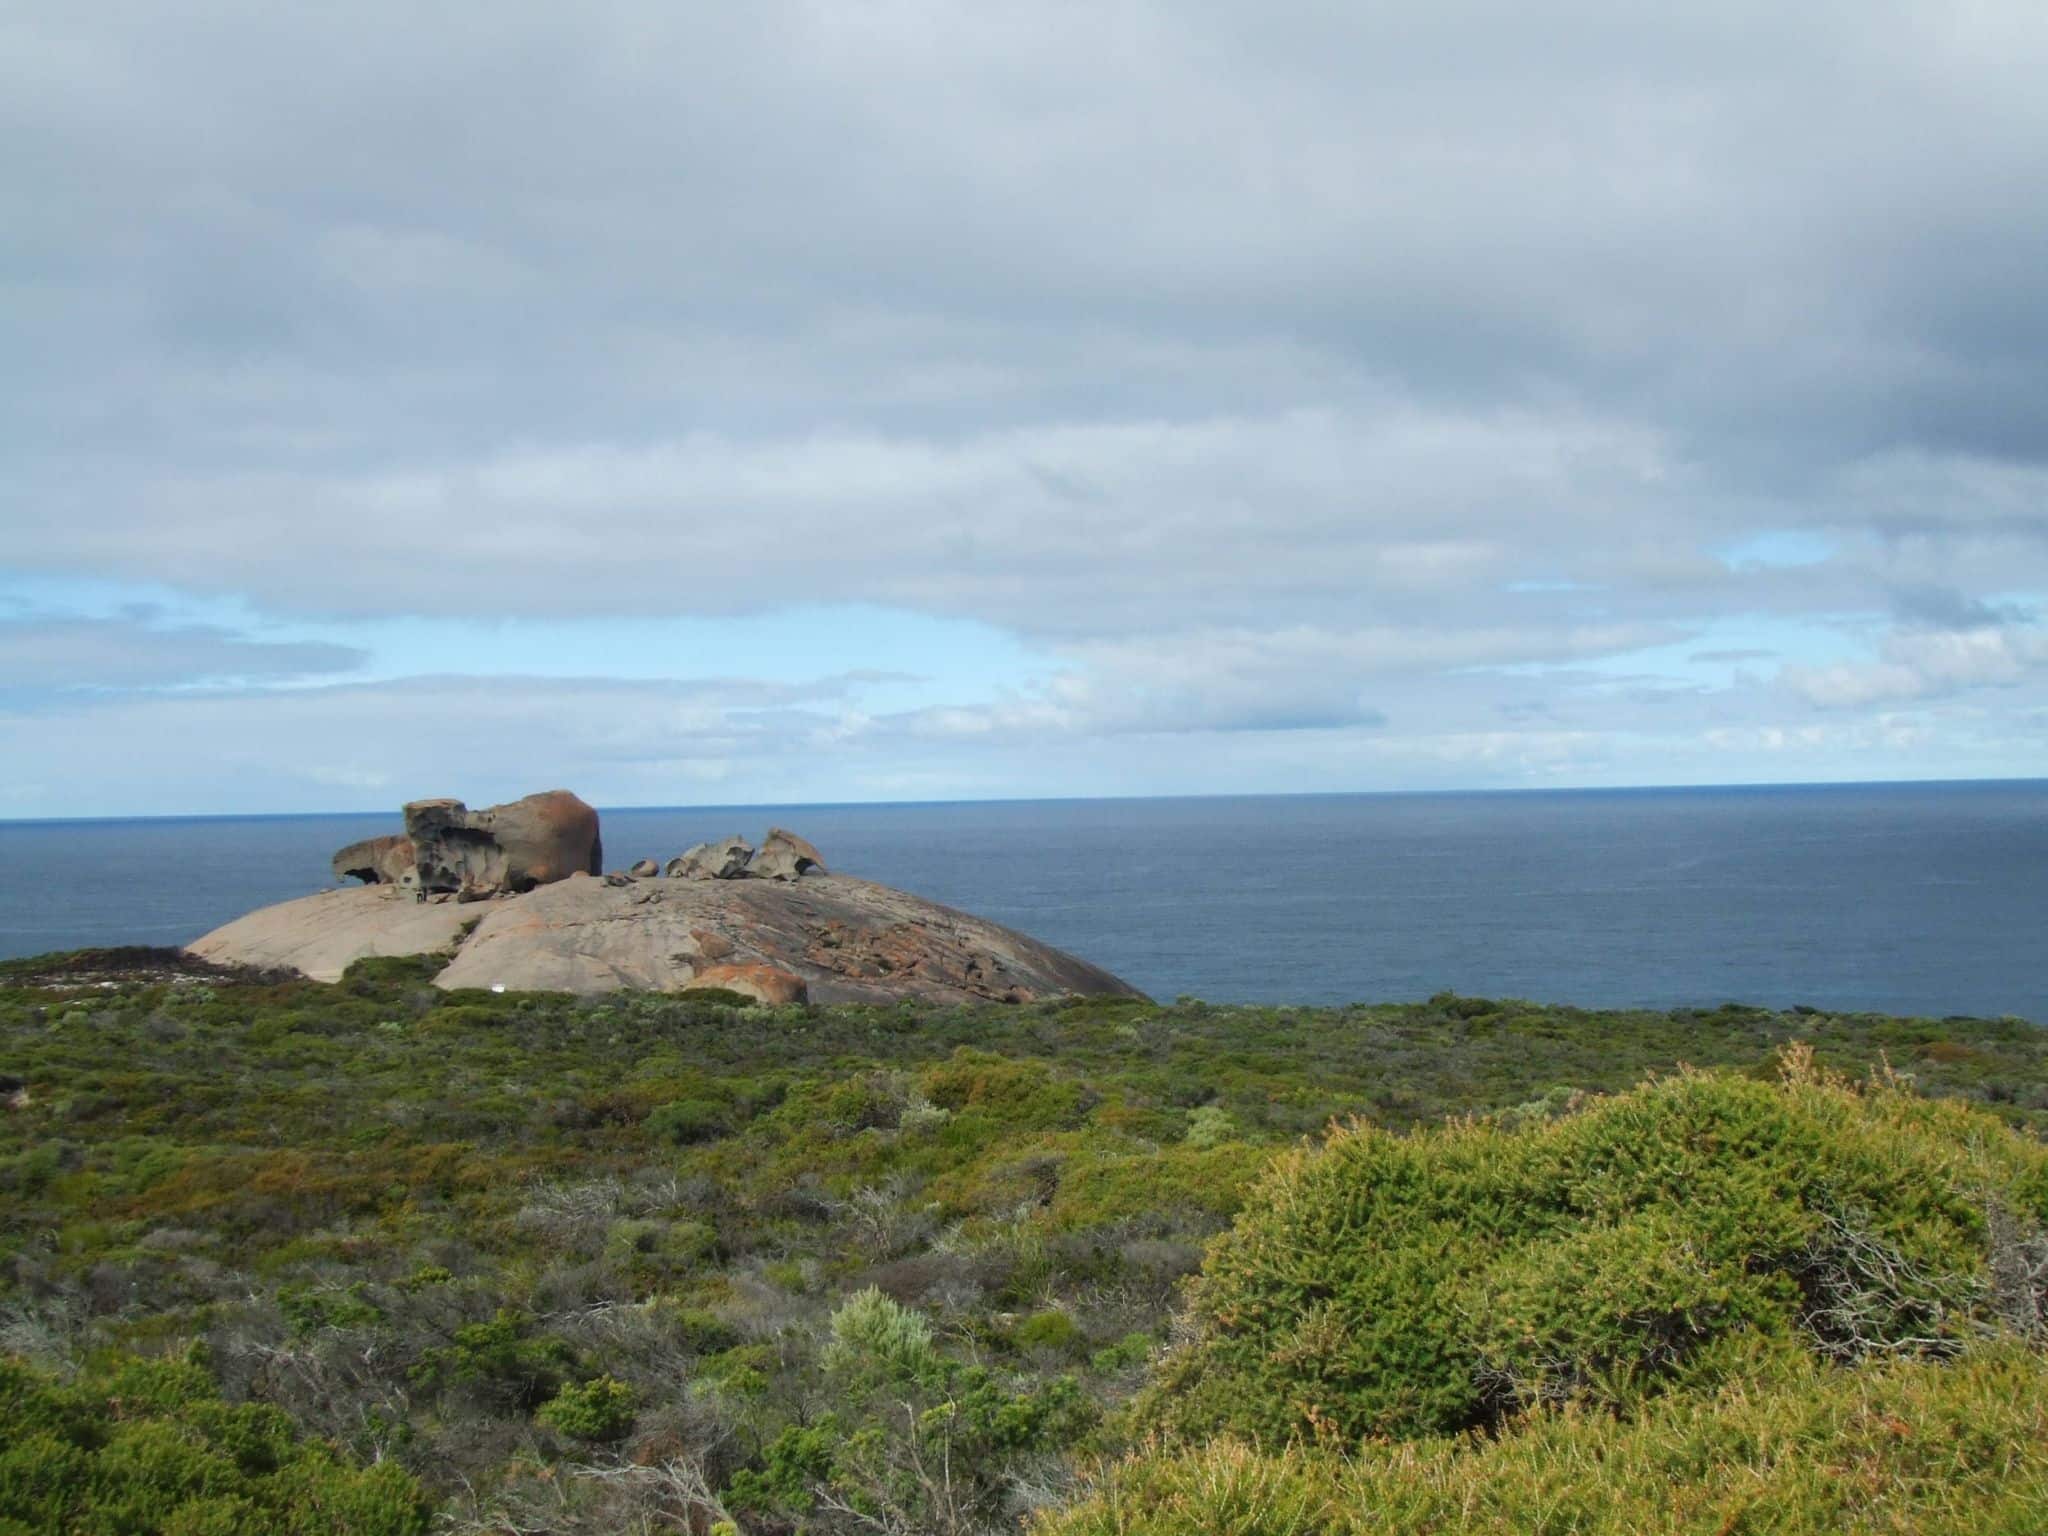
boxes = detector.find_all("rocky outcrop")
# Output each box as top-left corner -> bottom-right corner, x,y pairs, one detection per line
332,834 -> 416,887
750,827 -> 827,881
666,836 -> 754,881
187,886 -> 477,983
403,790 -> 602,896
192,867 -> 1141,1006
686,963 -> 808,1005
429,871 -> 1139,1002
206,795 -> 1141,1003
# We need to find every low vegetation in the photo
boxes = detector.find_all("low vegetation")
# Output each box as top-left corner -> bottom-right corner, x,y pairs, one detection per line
1148,1053 -> 2048,1444
3,948 -> 2046,1532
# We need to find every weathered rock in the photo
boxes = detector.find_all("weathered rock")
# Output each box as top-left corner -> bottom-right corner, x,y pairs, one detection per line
193,798 -> 1142,1005
749,827 -> 826,881
666,836 -> 754,881
185,886 -> 476,983
690,928 -> 735,961
629,858 -> 659,878
191,867 -> 1141,1004
331,834 -> 416,887
404,790 -> 602,896
685,963 -> 808,1006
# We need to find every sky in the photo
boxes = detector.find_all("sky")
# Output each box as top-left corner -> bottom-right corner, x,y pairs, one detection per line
3,1 -> 2046,817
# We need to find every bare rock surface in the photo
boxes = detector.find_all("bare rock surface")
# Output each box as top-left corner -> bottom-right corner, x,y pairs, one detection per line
433,873 -> 1140,1003
189,873 -> 1142,1004
186,887 -> 476,984
686,963 -> 809,1005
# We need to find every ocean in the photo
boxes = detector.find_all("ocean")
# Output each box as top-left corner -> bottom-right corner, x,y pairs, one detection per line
2,781 -> 2043,1020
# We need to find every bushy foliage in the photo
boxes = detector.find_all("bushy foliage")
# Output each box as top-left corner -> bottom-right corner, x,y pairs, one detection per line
1041,1344 -> 2048,1536
824,1286 -> 944,1387
0,1351 -> 431,1535
644,1097 -> 728,1144
535,1375 -> 636,1441
1148,1054 -> 2048,1444
8,952 -> 2048,1533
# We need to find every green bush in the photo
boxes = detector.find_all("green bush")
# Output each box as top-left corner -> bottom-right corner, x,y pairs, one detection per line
645,1097 -> 728,1144
823,1287 -> 943,1387
408,1310 -> 572,1412
0,1352 -> 430,1536
535,1375 -> 636,1441
1014,1308 -> 1084,1358
1041,1344 -> 2048,1536
1147,1058 -> 2048,1443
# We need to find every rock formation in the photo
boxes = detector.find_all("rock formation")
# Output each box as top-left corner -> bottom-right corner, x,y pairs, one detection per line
189,794 -> 1143,1006
403,790 -> 602,896
331,833 -> 416,888
686,963 -> 809,1005
666,836 -> 754,880
750,827 -> 827,881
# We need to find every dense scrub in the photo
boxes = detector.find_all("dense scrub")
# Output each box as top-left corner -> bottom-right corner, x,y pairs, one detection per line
1041,1345 -> 2048,1536
4,951 -> 2048,1532
1149,1055 -> 2048,1443
0,1350 -> 431,1536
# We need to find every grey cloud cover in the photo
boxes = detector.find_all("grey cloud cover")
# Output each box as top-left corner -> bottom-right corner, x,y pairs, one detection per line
0,614 -> 363,694
2,1 -> 2046,811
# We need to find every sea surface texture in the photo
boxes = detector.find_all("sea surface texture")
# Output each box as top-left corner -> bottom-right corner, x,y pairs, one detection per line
2,782 -> 2043,1020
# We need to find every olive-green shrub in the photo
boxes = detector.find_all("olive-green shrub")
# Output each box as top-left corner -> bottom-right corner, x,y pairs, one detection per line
0,1351 -> 431,1536
535,1375 -> 637,1441
1147,1056 -> 2048,1443
1043,1343 -> 2048,1536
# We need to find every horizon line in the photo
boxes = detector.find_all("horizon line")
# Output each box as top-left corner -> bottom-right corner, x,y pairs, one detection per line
3,772 -> 2044,827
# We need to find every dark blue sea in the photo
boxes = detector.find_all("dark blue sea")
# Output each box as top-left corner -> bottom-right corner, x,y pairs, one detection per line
2,782 -> 2043,1020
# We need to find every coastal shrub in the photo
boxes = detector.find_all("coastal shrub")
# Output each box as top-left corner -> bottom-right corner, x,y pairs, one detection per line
0,1351 -> 431,1536
920,1049 -> 1094,1131
535,1375 -> 636,1441
407,1309 -> 573,1412
1147,1055 -> 2048,1443
1013,1307 -> 1084,1358
645,1097 -> 728,1144
1040,1344 -> 2048,1536
823,1286 -> 942,1387
12,955 -> 2048,1530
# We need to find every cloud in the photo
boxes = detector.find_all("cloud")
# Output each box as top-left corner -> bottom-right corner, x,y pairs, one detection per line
0,615 -> 365,693
4,2 -> 2048,807
1785,626 -> 2048,709
1887,583 -> 2036,631
0,671 -> 906,815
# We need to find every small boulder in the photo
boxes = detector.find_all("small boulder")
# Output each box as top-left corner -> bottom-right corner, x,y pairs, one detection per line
603,871 -> 633,887
749,827 -> 826,881
666,836 -> 754,881
629,858 -> 659,878
685,963 -> 808,1006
